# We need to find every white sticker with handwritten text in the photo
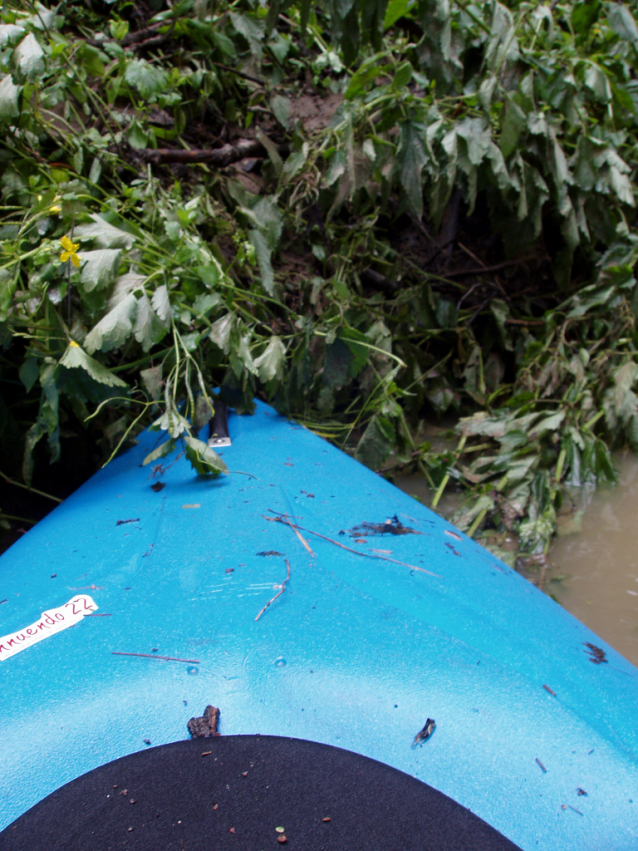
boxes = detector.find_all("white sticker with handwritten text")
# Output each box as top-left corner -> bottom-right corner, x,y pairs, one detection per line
0,595 -> 98,661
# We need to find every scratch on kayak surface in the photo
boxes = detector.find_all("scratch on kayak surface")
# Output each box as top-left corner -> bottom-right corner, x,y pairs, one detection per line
112,651 -> 200,664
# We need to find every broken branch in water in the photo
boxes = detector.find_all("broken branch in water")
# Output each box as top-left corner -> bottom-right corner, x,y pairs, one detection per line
255,559 -> 291,622
265,511 -> 441,577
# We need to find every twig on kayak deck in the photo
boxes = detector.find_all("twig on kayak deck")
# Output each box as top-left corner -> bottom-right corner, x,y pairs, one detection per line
535,758 -> 547,773
277,512 -> 315,557
265,511 -> 441,577
543,684 -> 556,696
85,613 -> 112,616
112,652 -> 200,664
255,559 -> 291,622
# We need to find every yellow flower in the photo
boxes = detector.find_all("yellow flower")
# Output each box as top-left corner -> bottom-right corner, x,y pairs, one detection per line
49,205 -> 61,214
60,235 -> 80,268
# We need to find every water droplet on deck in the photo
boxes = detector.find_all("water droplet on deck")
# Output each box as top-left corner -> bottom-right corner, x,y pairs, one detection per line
274,657 -> 286,668
186,666 -> 199,676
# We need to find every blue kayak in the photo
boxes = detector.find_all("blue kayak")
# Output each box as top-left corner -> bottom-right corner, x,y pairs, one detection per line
1,400 -> 637,850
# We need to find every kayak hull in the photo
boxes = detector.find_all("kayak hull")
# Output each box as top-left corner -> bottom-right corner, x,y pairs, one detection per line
1,401 -> 637,850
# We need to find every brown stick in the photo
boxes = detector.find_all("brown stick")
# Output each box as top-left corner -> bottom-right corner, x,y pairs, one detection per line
122,22 -> 165,46
255,559 -> 291,622
140,138 -> 265,167
112,651 -> 200,663
265,511 -> 441,577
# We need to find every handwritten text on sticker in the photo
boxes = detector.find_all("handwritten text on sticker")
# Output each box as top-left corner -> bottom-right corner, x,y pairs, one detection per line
0,595 -> 98,661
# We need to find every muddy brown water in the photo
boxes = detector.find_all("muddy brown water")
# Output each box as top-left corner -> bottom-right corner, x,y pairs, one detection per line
394,453 -> 638,670
548,451 -> 638,669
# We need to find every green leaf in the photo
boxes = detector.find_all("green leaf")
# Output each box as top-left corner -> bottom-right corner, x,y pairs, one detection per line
583,62 -> 611,103
124,59 -> 169,101
0,74 -> 20,122
571,0 -> 600,35
84,292 -> 137,353
230,11 -> 264,59
133,293 -> 156,352
209,313 -> 233,353
607,3 -> 638,44
19,358 -> 39,393
142,439 -> 174,466
74,214 -> 136,249
249,229 -> 276,295
59,342 -> 128,387
396,120 -> 427,218
14,33 -> 44,79
0,24 -> 25,47
345,55 -> 383,99
183,435 -> 229,476
499,93 -> 526,159
355,415 -> 396,470
151,284 -> 172,328
384,0 -> 413,30
80,249 -> 122,292
393,60 -> 412,89
141,365 -> 163,401
270,94 -> 291,129
253,336 -> 286,382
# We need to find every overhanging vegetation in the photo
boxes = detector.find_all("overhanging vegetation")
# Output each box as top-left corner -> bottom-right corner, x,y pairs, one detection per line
2,0 -> 638,568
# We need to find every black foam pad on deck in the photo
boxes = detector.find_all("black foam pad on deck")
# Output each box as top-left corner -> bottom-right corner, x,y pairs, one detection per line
1,736 -> 522,851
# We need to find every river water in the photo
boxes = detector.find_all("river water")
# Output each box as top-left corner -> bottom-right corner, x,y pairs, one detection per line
395,453 -> 638,670
548,451 -> 638,668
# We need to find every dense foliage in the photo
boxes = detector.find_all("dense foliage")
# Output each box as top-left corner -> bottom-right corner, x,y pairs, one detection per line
2,0 -> 638,568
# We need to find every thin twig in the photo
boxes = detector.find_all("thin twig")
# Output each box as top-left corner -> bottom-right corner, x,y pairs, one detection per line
0,471 -> 63,503
265,511 -> 441,577
112,651 -> 199,663
444,255 -> 538,279
211,61 -> 264,85
255,558 -> 291,622
278,513 -> 315,556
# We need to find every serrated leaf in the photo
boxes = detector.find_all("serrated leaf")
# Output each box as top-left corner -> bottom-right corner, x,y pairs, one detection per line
14,32 -> 44,78
74,214 -> 135,249
133,293 -> 156,351
0,74 -> 20,122
85,292 -> 137,353
254,336 -> 285,381
124,59 -> 169,101
59,343 -> 128,387
108,272 -> 146,310
151,284 -> 171,327
80,249 -> 122,292
184,435 -> 229,475
209,313 -> 233,353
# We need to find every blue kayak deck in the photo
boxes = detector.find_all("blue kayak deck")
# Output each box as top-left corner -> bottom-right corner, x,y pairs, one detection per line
1,401 -> 637,850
